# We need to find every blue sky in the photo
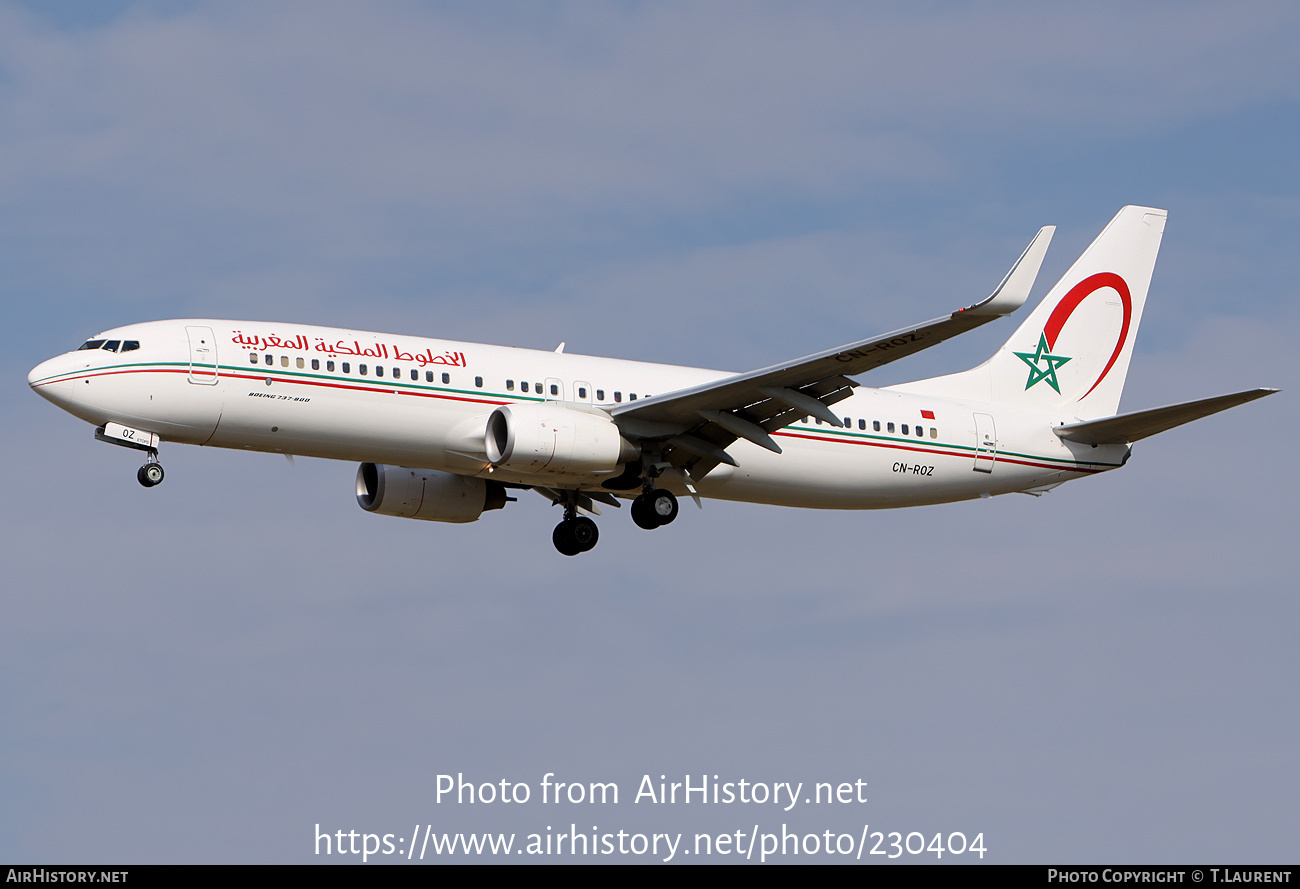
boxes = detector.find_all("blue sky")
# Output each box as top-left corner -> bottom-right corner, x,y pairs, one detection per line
2,1 -> 1297,863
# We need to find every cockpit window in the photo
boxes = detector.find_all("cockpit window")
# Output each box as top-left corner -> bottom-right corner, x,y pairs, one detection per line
76,338 -> 139,352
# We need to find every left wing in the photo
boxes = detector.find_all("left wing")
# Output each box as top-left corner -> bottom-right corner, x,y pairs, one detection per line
608,225 -> 1055,473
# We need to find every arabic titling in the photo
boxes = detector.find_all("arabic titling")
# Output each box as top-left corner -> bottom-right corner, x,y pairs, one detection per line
230,331 -> 467,368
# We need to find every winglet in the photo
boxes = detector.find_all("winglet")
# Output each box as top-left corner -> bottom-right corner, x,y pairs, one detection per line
959,225 -> 1055,318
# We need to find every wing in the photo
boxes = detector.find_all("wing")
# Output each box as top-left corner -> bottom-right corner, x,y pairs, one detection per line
607,225 -> 1055,476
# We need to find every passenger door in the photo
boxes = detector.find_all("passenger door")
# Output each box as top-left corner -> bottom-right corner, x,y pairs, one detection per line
185,326 -> 219,385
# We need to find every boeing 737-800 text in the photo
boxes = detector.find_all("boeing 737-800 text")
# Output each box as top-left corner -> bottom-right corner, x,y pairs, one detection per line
29,206 -> 1276,554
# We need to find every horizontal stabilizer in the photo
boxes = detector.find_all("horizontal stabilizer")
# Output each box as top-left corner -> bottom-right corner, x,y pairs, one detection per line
1053,388 -> 1279,445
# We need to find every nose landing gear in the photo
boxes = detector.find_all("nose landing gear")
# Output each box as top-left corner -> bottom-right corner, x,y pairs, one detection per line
94,424 -> 166,489
136,450 -> 164,488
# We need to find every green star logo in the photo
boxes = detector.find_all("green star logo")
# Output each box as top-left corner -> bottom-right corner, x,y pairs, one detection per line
1014,333 -> 1072,394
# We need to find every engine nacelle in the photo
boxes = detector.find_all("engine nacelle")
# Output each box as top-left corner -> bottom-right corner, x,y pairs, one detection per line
484,403 -> 637,477
355,463 -> 508,523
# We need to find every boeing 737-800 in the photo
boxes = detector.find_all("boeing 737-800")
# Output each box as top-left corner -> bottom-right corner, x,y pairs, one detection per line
28,206 -> 1276,554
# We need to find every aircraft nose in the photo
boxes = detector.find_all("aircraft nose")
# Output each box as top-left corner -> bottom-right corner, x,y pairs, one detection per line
28,356 -> 75,406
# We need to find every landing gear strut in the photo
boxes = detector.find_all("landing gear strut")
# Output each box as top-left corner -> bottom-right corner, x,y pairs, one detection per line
137,450 -> 164,488
552,493 -> 599,556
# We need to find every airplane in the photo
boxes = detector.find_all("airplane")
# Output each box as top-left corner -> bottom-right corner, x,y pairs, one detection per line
28,206 -> 1277,555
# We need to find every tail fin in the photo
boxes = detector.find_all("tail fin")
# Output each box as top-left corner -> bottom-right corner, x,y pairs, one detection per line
897,206 -> 1167,419
989,205 -> 1166,417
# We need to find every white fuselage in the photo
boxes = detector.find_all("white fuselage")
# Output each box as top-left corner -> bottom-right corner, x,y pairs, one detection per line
28,319 -> 1127,508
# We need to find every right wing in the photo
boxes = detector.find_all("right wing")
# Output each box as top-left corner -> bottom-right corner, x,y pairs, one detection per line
608,225 -> 1055,472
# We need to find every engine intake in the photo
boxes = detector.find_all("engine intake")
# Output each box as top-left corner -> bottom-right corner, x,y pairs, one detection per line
356,463 -> 508,523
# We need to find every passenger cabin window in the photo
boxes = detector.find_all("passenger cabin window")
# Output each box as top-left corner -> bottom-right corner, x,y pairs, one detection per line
596,390 -> 605,401
375,366 -> 384,377
859,419 -> 866,430
441,373 -> 449,384
328,361 -> 336,372
250,353 -> 259,364
902,424 -> 909,435
614,392 -> 622,402
342,362 -> 350,373
296,357 -> 305,369
550,384 -> 558,396
425,371 -> 433,382
312,359 -> 320,370
887,422 -> 895,433
873,420 -> 881,431
507,380 -> 515,391
410,369 -> 418,381
475,376 -> 483,388
281,356 -> 289,367
359,364 -> 367,375
629,393 -> 637,400
521,381 -> 529,393
577,386 -> 587,399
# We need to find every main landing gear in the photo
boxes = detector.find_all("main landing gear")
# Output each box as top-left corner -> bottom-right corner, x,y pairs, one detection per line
631,488 -> 678,530
553,517 -> 598,556
136,450 -> 164,488
548,466 -> 682,555
553,493 -> 599,557
630,462 -> 679,530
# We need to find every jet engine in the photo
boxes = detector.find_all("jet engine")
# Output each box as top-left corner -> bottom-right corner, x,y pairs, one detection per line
484,403 -> 638,477
355,463 -> 508,523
